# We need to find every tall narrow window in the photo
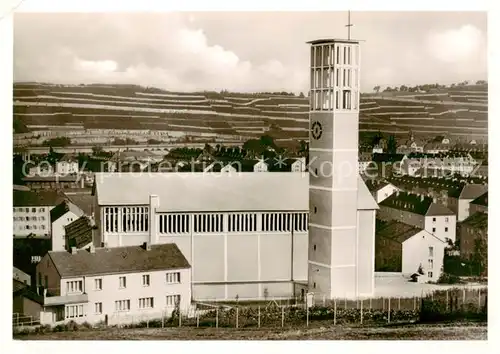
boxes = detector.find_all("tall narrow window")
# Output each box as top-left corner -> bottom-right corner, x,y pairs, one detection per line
342,90 -> 352,109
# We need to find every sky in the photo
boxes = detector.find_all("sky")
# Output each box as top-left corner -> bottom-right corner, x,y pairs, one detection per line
13,12 -> 488,93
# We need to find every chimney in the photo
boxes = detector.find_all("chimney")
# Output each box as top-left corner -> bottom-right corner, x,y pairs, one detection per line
420,194 -> 425,202
396,190 -> 400,197
89,244 -> 95,253
71,246 -> 77,255
432,197 -> 437,204
143,242 -> 151,251
149,195 -> 160,245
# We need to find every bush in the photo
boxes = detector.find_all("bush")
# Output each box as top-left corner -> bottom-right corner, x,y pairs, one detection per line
437,273 -> 462,284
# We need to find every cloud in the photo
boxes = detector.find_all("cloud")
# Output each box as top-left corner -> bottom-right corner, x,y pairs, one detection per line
426,25 -> 484,64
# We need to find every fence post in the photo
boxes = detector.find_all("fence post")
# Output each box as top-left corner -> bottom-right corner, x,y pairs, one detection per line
413,296 -> 416,311
323,294 -> 326,307
360,299 -> 363,325
162,311 -> 164,328
462,288 -> 466,308
344,297 -> 347,310
334,298 -> 337,325
306,304 -> 309,327
216,307 -> 219,328
258,306 -> 261,328
236,307 -> 239,329
281,306 -> 285,328
179,310 -> 182,327
388,297 -> 391,324
196,310 -> 200,328
478,289 -> 481,312
398,297 -> 401,310
147,319 -> 149,328
369,297 -> 372,310
382,298 -> 385,311
446,290 -> 449,312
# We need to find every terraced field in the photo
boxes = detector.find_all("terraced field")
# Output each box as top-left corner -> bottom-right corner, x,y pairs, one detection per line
13,83 -> 488,142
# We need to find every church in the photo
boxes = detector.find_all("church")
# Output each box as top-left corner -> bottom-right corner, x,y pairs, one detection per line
90,38 -> 378,301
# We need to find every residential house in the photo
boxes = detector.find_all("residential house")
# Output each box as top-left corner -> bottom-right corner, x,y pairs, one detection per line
469,192 -> 488,215
375,220 -> 446,282
22,175 -> 86,190
36,243 -> 192,326
13,280 -> 44,324
50,201 -> 85,251
28,163 -> 55,177
291,157 -> 307,173
424,137 -> 452,154
378,191 -> 456,243
459,212 -> 487,275
56,155 -> 79,175
252,159 -> 269,172
447,184 -> 487,222
372,144 -> 383,154
397,135 -> 424,154
365,180 -> 400,203
13,190 -> 66,237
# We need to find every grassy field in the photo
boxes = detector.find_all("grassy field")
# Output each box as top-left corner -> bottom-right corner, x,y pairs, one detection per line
14,323 -> 487,340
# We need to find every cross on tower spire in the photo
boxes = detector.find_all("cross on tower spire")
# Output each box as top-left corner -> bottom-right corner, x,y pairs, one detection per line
345,10 -> 354,40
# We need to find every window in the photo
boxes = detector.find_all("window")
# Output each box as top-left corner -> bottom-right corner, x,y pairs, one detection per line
25,208 -> 29,213
104,206 -> 149,233
39,208 -> 45,213
428,247 -> 434,257
313,244 -> 317,251
342,90 -> 351,109
31,208 -> 36,213
445,217 -> 449,223
445,227 -> 448,232
428,259 -> 434,269
95,302 -> 102,314
115,300 -> 131,312
432,228 -> 436,233
41,225 -> 46,230
313,282 -> 316,288
166,272 -> 181,284
139,297 -> 154,309
314,207 -> 317,214
159,213 -> 189,234
166,295 -> 180,307
119,276 -> 127,289
94,278 -> 102,290
428,271 -> 433,278
142,274 -> 150,287
40,216 -> 45,221
432,217 -> 436,222
65,304 -> 84,318
66,280 -> 83,293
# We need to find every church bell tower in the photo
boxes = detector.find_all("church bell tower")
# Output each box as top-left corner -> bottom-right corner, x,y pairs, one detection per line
307,38 -> 362,299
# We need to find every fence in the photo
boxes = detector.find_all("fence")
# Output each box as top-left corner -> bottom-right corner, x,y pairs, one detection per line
106,287 -> 487,329
13,313 -> 40,328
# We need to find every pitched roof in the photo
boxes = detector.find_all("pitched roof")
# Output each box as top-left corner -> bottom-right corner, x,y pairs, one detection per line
65,216 -> 94,249
64,193 -> 95,216
59,154 -> 78,163
94,172 -> 309,212
13,278 -> 28,293
50,201 -> 84,223
459,184 -> 487,200
376,220 -> 423,243
365,179 -> 390,193
471,192 -> 488,207
13,190 -> 65,207
461,212 -> 488,229
379,191 -> 453,216
48,243 -> 191,278
372,153 -> 406,163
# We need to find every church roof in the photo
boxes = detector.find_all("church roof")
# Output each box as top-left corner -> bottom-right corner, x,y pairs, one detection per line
357,178 -> 379,210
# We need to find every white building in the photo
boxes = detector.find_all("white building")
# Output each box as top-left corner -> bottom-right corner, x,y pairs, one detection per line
36,243 -> 191,326
291,158 -> 307,173
365,180 -> 399,203
13,190 -> 65,237
92,172 -> 309,301
50,201 -> 85,251
375,220 -> 446,283
454,184 -> 488,222
307,38 -> 379,299
56,155 -> 79,175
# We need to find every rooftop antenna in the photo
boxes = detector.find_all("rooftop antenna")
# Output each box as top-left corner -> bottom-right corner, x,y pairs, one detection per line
345,10 -> 354,40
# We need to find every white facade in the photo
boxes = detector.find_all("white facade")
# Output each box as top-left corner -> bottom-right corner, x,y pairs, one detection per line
51,210 -> 83,251
374,183 -> 399,203
291,158 -> 306,173
253,160 -> 268,172
402,230 -> 446,282
13,206 -> 53,237
93,173 -> 310,301
424,214 -> 456,244
38,261 -> 191,326
56,161 -> 79,175
307,39 -> 378,299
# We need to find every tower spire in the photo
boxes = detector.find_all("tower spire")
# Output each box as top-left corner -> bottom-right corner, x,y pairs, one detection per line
345,10 -> 354,40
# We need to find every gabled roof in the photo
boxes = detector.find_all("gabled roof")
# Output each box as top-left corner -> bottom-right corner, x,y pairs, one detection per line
64,193 -> 95,216
459,184 -> 487,200
372,153 -> 406,163
461,211 -> 488,229
376,220 -> 423,243
48,243 -> 191,278
471,192 -> 488,207
59,154 -> 78,163
365,179 -> 391,193
65,216 -> 94,249
50,201 -> 84,223
13,278 -> 28,293
426,203 -> 456,217
13,190 -> 65,207
379,191 -> 453,216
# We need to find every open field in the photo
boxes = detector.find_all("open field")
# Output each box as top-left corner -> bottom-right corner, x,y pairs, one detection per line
14,322 -> 487,340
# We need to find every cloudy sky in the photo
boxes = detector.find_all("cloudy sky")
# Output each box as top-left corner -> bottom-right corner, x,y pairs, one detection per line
13,12 -> 487,93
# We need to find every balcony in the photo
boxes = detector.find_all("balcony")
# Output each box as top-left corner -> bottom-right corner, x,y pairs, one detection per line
43,293 -> 89,306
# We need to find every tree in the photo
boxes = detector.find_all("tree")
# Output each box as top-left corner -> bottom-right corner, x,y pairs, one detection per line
373,85 -> 381,93
386,135 -> 398,154
92,145 -> 103,156
299,92 -> 305,98
371,131 -> 384,147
